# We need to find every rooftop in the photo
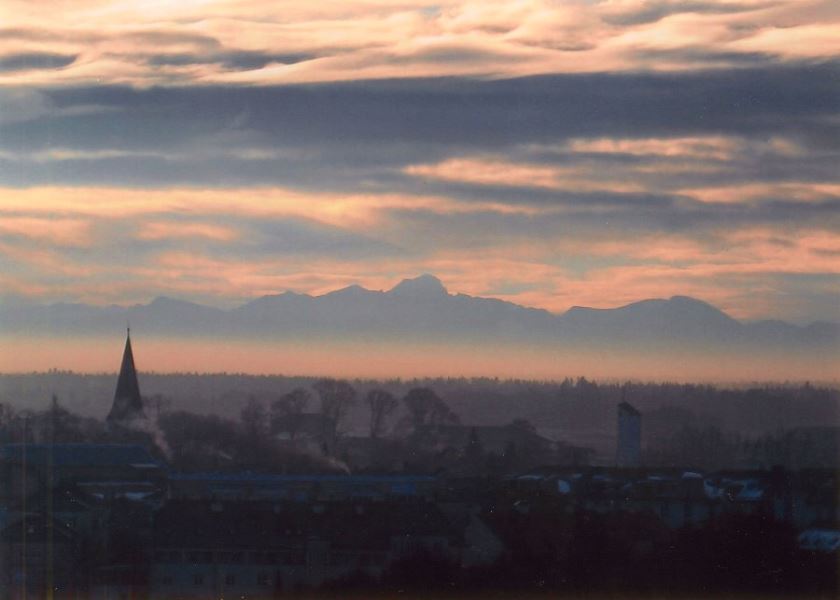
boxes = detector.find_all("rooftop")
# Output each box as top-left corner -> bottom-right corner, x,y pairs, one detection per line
168,472 -> 435,483
0,443 -> 161,468
618,401 -> 641,417
153,499 -> 457,551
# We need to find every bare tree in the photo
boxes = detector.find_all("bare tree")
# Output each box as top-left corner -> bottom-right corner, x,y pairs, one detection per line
0,402 -> 15,430
240,395 -> 268,439
366,388 -> 398,439
48,394 -> 70,441
271,388 -> 312,439
313,378 -> 356,437
403,387 -> 459,431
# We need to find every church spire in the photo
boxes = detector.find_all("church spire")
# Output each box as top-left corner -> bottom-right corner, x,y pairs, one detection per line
107,328 -> 145,422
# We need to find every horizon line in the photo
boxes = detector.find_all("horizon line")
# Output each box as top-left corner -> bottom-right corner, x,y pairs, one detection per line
2,369 -> 838,389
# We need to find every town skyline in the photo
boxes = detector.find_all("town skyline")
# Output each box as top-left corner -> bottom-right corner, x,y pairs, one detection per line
1,3 -> 838,598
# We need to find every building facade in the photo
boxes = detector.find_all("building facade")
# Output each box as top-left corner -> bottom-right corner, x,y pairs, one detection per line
616,402 -> 642,468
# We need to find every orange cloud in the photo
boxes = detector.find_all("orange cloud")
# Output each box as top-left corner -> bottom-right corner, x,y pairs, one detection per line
0,216 -> 93,246
0,239 -> 96,277
2,228 -> 835,325
402,137 -> 830,204
681,182 -> 840,204
404,156 -> 646,193
0,0 -> 837,86
0,186 -> 546,239
405,157 -> 562,188
0,182 -> 836,324
136,221 -> 239,242
566,136 -> 740,160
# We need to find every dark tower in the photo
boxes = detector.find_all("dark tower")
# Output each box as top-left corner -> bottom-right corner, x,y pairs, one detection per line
107,328 -> 145,423
616,401 -> 641,468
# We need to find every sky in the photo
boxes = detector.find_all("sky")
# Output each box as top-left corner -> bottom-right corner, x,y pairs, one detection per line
1,0 -> 839,331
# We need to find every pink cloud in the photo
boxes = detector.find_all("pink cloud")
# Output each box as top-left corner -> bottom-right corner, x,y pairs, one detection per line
1,184 -> 836,324
136,221 -> 239,242
0,216 -> 93,247
1,0 -> 837,86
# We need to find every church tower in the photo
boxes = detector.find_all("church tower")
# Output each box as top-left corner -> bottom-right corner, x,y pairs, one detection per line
107,328 -> 145,423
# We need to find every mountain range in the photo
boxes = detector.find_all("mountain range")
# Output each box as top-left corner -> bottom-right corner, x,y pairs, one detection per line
1,275 -> 837,356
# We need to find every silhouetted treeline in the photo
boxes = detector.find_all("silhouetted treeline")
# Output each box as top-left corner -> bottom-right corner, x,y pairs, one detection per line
0,382 -> 475,474
2,373 -> 837,453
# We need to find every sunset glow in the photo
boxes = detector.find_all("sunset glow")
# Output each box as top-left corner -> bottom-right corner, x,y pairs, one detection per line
1,0 -> 838,377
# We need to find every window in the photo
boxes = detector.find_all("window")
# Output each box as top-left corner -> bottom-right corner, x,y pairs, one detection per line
162,575 -> 173,585
225,574 -> 236,586
257,573 -> 269,586
193,574 -> 204,586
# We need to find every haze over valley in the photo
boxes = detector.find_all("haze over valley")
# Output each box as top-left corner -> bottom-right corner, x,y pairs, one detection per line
2,275 -> 836,381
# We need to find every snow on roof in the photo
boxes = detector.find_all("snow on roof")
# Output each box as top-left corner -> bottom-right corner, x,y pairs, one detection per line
799,529 -> 840,553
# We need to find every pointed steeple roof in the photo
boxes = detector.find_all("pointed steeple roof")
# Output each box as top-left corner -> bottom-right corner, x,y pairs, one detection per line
107,328 -> 145,422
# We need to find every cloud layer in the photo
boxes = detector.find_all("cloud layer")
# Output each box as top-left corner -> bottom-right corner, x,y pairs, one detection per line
0,1 -> 838,331
1,0 -> 839,85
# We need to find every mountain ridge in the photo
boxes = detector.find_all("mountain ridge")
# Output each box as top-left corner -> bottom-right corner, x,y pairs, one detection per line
1,276 -> 836,356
